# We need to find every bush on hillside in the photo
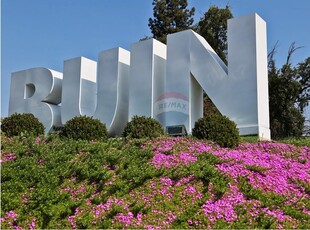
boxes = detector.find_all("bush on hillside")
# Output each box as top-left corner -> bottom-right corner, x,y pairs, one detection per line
123,116 -> 164,139
60,116 -> 108,141
1,113 -> 44,137
192,114 -> 239,148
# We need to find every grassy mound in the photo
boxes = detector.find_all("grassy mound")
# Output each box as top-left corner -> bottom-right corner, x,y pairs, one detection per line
1,135 -> 310,229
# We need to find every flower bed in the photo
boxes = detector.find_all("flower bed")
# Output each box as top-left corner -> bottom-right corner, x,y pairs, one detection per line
1,135 -> 309,229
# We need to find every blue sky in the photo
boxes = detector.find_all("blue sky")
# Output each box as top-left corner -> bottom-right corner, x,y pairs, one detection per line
1,0 -> 310,119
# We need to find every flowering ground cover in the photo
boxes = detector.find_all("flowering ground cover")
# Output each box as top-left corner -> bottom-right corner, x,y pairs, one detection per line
1,135 -> 310,229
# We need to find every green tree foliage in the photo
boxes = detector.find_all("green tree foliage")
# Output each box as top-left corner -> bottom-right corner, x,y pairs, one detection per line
1,113 -> 44,137
148,0 -> 195,43
268,43 -> 309,139
195,5 -> 233,64
295,57 -> 310,113
304,120 -> 310,136
203,94 -> 222,118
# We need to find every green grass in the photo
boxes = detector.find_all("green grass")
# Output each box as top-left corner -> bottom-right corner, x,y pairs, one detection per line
240,135 -> 310,147
240,135 -> 259,143
277,137 -> 310,147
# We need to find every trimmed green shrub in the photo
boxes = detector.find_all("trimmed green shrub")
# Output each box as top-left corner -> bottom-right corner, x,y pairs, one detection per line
192,114 -> 239,148
1,113 -> 44,137
60,116 -> 108,141
123,115 -> 164,139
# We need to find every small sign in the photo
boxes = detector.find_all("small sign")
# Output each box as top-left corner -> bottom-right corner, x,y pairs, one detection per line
166,125 -> 187,136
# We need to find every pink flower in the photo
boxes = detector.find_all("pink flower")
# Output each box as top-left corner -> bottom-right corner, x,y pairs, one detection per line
201,184 -> 246,223
1,153 -> 17,163
35,137 -> 41,144
6,211 -> 18,221
29,217 -> 36,230
160,177 -> 174,186
185,186 -> 196,194
115,212 -> 134,227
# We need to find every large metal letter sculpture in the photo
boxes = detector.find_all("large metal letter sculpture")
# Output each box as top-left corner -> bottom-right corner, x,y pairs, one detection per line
9,68 -> 63,133
94,48 -> 130,136
129,39 -> 166,124
8,13 -> 270,139
61,48 -> 130,136
161,14 -> 270,139
62,57 -> 97,122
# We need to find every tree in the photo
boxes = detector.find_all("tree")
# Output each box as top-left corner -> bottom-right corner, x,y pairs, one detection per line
195,5 -> 233,64
148,0 -> 195,44
295,56 -> 310,136
268,43 -> 309,139
295,56 -> 310,113
203,94 -> 221,117
304,119 -> 310,136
